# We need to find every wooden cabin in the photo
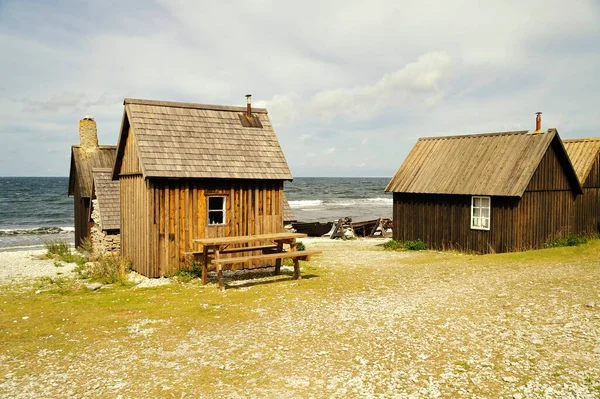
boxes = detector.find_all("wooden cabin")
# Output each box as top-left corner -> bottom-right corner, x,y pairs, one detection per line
564,138 -> 600,235
112,97 -> 293,277
89,168 -> 121,255
68,117 -> 116,247
385,129 -> 584,253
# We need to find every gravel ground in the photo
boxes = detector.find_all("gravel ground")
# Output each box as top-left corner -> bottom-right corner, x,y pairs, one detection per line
0,249 -> 77,282
1,238 -> 599,398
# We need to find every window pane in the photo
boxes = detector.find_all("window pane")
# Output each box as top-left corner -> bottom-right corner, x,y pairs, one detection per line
473,197 -> 480,207
208,197 -> 224,211
482,208 -> 489,218
472,217 -> 479,227
473,208 -> 480,217
482,197 -> 490,207
482,218 -> 489,228
208,210 -> 224,225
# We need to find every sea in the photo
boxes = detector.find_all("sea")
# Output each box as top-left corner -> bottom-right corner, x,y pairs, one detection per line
0,177 -> 392,250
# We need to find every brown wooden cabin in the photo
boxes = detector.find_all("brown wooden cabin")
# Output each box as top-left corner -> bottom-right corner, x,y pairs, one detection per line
68,117 -> 116,247
564,138 -> 600,235
112,98 -> 293,277
385,129 -> 584,253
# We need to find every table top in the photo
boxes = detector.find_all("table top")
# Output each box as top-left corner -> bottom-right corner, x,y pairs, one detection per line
193,232 -> 307,246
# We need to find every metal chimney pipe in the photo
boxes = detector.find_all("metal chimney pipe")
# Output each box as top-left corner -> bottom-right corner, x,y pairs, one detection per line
246,94 -> 252,118
535,112 -> 542,132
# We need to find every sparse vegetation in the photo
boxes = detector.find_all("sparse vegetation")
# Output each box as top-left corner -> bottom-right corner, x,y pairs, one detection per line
382,239 -> 403,250
296,241 -> 306,251
44,239 -> 87,266
76,255 -> 132,285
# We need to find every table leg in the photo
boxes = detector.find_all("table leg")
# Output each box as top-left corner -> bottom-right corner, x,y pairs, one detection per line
291,238 -> 301,280
274,240 -> 283,275
202,246 -> 209,285
215,248 -> 224,291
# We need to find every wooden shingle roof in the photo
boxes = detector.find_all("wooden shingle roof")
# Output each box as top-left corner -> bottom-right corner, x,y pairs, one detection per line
385,129 -> 581,197
91,168 -> 120,231
68,146 -> 117,197
563,138 -> 600,183
113,98 -> 292,180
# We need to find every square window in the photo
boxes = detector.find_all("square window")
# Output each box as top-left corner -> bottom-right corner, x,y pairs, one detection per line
208,196 -> 225,225
471,196 -> 490,231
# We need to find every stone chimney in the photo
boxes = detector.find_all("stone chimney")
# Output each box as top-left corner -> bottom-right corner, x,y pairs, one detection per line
79,116 -> 99,151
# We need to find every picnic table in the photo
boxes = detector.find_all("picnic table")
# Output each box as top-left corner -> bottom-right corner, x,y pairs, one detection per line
191,232 -> 321,290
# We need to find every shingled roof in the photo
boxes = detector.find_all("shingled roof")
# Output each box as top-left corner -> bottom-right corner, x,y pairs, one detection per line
563,138 -> 600,183
91,168 -> 120,231
283,193 -> 296,223
113,98 -> 292,180
385,129 -> 581,197
68,146 -> 117,197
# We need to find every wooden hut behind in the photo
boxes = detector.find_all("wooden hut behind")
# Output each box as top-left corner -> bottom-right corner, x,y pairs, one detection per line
112,97 -> 293,277
283,194 -> 297,224
385,128 -> 583,253
68,117 -> 116,247
89,168 -> 121,254
564,138 -> 600,235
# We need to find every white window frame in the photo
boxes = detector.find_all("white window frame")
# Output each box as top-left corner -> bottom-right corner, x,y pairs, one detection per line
207,196 -> 226,226
471,196 -> 491,231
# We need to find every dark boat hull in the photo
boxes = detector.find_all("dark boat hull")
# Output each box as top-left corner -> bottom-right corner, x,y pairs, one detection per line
292,221 -> 334,237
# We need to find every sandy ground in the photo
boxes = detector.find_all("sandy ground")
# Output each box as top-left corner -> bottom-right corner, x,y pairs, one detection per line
1,238 -> 599,398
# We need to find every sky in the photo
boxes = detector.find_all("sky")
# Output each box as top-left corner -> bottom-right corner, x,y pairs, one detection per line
0,0 -> 599,177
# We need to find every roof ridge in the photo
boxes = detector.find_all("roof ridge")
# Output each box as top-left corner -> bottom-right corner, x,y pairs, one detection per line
124,98 -> 268,114
418,130 -> 532,141
92,168 -> 113,172
563,137 -> 600,142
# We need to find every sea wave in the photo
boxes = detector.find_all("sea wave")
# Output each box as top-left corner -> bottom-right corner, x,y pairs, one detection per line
289,197 -> 392,209
289,200 -> 323,208
0,226 -> 74,236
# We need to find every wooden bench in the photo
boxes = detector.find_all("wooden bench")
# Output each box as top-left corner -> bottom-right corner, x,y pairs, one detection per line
212,250 -> 322,286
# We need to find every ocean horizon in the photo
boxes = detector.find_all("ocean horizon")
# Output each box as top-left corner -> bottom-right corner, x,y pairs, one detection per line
0,176 -> 393,250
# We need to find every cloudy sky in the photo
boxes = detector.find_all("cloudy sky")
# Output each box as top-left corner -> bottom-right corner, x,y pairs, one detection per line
0,0 -> 599,177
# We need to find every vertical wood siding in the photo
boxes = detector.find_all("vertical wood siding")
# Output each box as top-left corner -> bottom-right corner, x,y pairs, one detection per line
392,139 -> 583,253
120,175 -> 150,275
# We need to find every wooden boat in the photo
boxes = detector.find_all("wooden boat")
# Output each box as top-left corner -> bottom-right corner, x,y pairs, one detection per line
291,221 -> 334,237
352,218 -> 393,237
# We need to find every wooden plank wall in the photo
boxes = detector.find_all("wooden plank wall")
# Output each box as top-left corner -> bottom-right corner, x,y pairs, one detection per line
392,138 -> 582,253
120,175 -> 149,275
73,185 -> 90,247
146,180 -> 284,277
575,154 -> 600,235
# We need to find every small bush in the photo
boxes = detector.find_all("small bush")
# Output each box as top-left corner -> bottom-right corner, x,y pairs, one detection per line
382,239 -> 427,251
545,233 -> 589,248
296,241 -> 306,251
83,255 -> 131,285
382,240 -> 403,250
173,260 -> 204,282
405,239 -> 427,251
